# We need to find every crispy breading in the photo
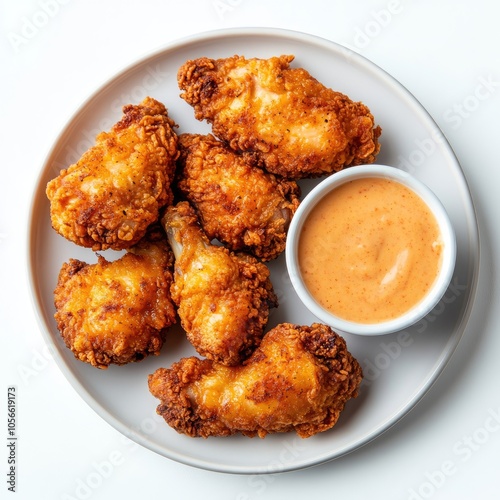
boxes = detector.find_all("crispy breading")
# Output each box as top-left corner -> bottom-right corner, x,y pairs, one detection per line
178,55 -> 381,178
161,201 -> 277,366
148,323 -> 363,438
53,228 -> 177,369
176,133 -> 300,260
46,97 -> 179,250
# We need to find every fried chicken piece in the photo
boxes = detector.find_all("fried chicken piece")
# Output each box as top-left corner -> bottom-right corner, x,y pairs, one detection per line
53,228 -> 177,369
176,133 -> 300,260
149,322 -> 363,438
178,55 -> 381,178
161,201 -> 277,366
46,97 -> 179,251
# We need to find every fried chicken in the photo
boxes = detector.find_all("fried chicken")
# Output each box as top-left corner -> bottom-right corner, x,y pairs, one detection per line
176,133 -> 301,260
149,322 -> 363,438
53,228 -> 177,369
46,97 -> 179,251
178,55 -> 381,178
161,201 -> 277,366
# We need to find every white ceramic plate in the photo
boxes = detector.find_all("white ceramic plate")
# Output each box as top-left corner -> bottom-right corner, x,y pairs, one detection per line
27,28 -> 479,474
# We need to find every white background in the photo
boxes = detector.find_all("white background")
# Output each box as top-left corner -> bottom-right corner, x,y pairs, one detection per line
1,1 -> 499,499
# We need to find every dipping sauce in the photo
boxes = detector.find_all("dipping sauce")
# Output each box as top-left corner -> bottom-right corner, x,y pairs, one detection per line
298,177 -> 443,323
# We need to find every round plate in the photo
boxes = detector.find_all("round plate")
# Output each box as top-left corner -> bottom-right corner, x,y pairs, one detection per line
27,28 -> 479,474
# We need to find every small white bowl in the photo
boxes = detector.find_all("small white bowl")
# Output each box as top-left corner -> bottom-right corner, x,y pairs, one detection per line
286,164 -> 456,336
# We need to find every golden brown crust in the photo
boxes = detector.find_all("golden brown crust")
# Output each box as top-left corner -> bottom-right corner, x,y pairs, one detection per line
148,323 -> 363,438
46,97 -> 179,250
53,228 -> 177,369
162,201 -> 277,366
178,55 -> 381,178
176,133 -> 300,260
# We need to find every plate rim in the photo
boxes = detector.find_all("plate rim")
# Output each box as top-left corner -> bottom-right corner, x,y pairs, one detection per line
26,26 -> 481,474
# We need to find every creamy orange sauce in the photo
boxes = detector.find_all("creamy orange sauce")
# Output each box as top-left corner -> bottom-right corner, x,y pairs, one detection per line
298,177 -> 443,323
